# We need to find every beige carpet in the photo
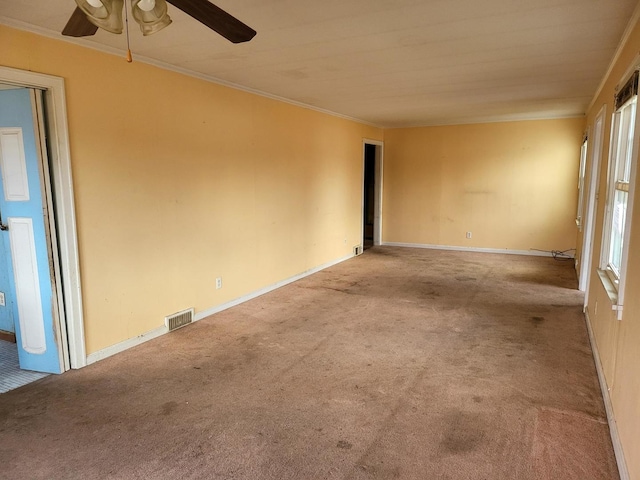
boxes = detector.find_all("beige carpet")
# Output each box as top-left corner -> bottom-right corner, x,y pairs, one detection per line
0,247 -> 619,479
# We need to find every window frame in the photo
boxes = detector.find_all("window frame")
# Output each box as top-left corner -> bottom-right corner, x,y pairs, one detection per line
599,68 -> 640,320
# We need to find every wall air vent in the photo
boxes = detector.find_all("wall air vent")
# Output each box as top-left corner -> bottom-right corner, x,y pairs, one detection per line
165,308 -> 194,332
354,245 -> 363,256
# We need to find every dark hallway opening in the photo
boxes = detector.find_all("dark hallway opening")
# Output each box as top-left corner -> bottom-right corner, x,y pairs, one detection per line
363,143 -> 376,250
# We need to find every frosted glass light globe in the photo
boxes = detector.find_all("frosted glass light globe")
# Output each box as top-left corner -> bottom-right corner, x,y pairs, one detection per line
137,0 -> 156,11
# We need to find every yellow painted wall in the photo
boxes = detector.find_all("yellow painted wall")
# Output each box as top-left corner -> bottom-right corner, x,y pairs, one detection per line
383,119 -> 584,252
581,12 -> 640,480
0,26 -> 382,354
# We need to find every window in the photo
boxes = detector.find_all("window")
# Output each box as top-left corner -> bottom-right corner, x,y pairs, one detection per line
600,69 -> 639,319
605,97 -> 635,279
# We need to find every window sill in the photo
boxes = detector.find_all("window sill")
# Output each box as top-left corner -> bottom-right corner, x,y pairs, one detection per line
597,269 -> 619,305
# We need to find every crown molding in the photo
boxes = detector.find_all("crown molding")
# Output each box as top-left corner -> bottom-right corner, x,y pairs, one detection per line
0,18 -> 383,129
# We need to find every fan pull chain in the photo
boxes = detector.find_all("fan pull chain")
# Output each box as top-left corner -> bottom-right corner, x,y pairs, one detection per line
125,0 -> 133,62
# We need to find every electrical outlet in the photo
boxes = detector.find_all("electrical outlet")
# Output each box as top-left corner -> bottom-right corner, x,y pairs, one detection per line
466,231 -> 472,239
215,277 -> 222,290
0,292 -> 4,306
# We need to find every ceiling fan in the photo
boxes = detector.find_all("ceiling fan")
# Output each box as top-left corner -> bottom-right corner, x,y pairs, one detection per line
62,0 -> 256,44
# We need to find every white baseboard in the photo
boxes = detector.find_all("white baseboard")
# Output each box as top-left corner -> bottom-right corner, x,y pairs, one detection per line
86,325 -> 167,365
194,253 -> 353,321
381,241 -> 556,257
85,252 -> 354,365
584,308 -> 629,480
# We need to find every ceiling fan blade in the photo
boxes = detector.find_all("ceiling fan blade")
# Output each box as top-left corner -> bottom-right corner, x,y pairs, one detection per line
62,7 -> 99,37
166,0 -> 256,43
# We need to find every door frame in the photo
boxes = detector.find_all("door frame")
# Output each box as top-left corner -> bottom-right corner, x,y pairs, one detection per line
361,139 -> 384,247
581,105 -> 606,304
0,66 -> 85,370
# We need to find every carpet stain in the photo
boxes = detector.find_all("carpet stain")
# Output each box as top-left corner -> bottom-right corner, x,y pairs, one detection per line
530,316 -> 545,327
357,463 -> 401,478
337,440 -> 353,449
322,286 -> 355,294
440,412 -> 486,454
448,356 -> 469,367
161,401 -> 178,416
220,364 -> 236,374
11,405 -> 45,420
455,276 -> 477,282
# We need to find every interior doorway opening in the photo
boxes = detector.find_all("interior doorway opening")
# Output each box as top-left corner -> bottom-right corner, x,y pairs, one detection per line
0,66 -> 85,392
0,85 -> 64,390
362,140 -> 383,250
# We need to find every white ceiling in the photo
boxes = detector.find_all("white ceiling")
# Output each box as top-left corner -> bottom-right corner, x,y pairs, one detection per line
0,0 -> 638,127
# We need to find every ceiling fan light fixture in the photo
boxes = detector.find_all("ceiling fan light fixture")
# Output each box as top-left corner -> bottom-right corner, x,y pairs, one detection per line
63,0 -> 256,43
137,0 -> 156,11
74,0 -> 124,34
131,0 -> 172,36
85,0 -> 107,10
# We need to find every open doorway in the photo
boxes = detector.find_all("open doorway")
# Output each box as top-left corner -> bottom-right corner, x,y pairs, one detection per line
0,86 -> 65,389
362,140 -> 383,250
0,67 -> 85,391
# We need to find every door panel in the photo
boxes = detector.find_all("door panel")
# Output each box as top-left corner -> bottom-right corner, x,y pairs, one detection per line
8,217 -> 47,354
0,88 -> 62,373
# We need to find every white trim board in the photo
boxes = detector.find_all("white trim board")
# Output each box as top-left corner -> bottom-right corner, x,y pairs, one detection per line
381,242 -> 561,257
194,253 -> 353,321
86,252 -> 354,365
86,325 -> 167,365
584,309 -> 630,480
